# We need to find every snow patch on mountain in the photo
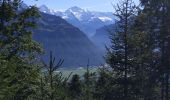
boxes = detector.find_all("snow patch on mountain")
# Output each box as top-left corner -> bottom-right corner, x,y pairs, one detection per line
98,16 -> 113,22
38,5 -> 116,37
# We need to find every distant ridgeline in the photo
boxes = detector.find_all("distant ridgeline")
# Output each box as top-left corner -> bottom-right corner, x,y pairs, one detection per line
38,5 -> 116,54
39,6 -> 115,37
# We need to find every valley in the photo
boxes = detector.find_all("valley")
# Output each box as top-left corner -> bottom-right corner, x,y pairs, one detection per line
32,6 -> 116,67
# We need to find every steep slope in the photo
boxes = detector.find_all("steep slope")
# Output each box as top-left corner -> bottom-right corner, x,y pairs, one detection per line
33,13 -> 104,67
92,24 -> 115,53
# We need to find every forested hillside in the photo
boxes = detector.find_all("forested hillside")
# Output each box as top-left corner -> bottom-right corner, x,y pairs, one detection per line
0,0 -> 170,100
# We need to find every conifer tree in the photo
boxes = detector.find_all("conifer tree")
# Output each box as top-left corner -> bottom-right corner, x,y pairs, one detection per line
94,67 -> 117,100
42,51 -> 64,100
69,74 -> 82,99
106,0 -> 137,99
82,60 -> 96,100
0,0 -> 42,99
140,0 -> 170,99
130,11 -> 160,100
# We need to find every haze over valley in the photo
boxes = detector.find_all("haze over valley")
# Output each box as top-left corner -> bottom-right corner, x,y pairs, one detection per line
32,5 -> 116,67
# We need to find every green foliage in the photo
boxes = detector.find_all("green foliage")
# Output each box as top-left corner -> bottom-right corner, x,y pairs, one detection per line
68,74 -> 82,99
81,66 -> 97,100
0,0 -> 42,99
105,0 -> 138,99
0,0 -> 169,100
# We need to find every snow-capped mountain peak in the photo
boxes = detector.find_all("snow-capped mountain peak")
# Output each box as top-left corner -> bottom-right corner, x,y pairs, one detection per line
39,5 -> 51,13
38,5 -> 115,37
66,6 -> 86,21
67,6 -> 84,13
98,16 -> 113,22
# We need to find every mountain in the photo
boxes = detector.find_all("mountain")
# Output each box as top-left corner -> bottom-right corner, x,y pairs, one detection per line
33,13 -> 104,67
39,5 -> 51,14
38,6 -> 115,37
92,24 -> 115,52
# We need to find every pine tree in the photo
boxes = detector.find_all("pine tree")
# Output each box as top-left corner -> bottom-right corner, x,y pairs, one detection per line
130,11 -> 160,100
0,0 -> 42,99
140,0 -> 170,99
42,51 -> 64,100
94,67 -> 117,100
82,60 -> 96,100
68,74 -> 82,99
106,0 -> 137,99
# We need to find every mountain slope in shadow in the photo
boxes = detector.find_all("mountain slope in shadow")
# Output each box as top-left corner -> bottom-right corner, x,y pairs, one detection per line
33,13 -> 104,67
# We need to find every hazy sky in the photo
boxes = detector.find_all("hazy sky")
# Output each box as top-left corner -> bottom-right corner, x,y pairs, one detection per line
23,0 -> 139,12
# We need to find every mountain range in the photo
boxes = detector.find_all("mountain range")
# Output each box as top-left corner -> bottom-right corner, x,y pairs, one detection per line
39,5 -> 115,37
29,5 -> 116,67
